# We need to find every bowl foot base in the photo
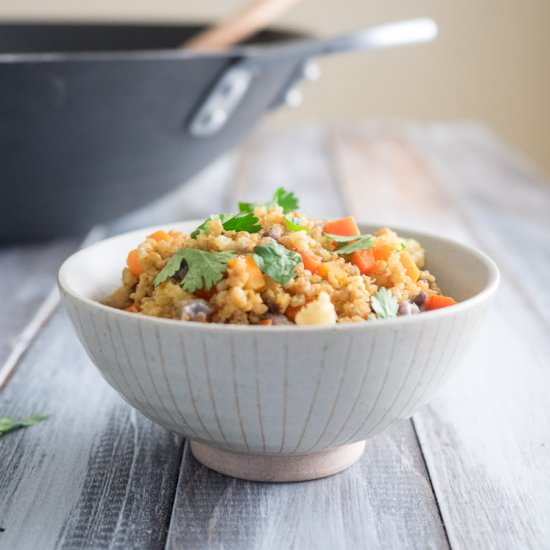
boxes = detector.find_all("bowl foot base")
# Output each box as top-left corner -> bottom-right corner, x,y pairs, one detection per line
190,440 -> 366,482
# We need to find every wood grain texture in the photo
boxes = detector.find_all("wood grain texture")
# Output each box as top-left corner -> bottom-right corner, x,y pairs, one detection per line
167,127 -> 448,550
0,238 -> 77,387
168,423 -> 447,550
331,123 -> 550,550
3,123 -> 549,550
0,309 -> 182,550
408,124 -> 550,550
0,159 -> 236,550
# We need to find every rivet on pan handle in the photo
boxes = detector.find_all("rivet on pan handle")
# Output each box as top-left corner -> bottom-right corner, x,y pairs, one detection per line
189,63 -> 255,137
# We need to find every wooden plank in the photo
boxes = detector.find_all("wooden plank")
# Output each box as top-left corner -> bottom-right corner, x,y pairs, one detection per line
407,124 -> 550,549
332,123 -> 550,549
0,309 -> 182,550
0,238 -> 78,387
167,127 -> 449,550
0,158 -> 236,549
168,423 -> 447,550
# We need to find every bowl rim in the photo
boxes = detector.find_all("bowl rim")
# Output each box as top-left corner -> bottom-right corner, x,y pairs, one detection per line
58,221 -> 500,333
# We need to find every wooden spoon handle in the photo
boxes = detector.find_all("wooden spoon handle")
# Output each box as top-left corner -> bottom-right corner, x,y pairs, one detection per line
183,0 -> 303,51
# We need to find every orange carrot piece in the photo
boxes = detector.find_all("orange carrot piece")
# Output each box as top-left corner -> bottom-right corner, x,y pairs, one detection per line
298,248 -> 322,275
258,319 -> 273,326
425,294 -> 457,310
228,255 -> 265,290
147,230 -> 171,241
351,249 -> 376,275
324,216 -> 360,237
125,304 -> 139,313
372,244 -> 395,261
127,249 -> 144,276
285,305 -> 302,322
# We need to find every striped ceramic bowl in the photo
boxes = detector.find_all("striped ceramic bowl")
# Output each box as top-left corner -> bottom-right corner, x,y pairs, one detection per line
58,222 -> 499,482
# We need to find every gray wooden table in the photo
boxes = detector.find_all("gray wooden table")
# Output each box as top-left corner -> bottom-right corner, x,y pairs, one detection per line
1,123 -> 549,550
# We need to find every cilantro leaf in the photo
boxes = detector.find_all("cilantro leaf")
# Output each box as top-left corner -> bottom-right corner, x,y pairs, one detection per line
325,233 -> 359,242
252,242 -> 301,285
283,216 -> 307,232
0,415 -> 47,438
238,201 -> 254,213
191,212 -> 261,238
370,288 -> 398,319
190,215 -> 221,239
154,248 -> 235,293
334,235 -> 374,255
222,211 -> 262,233
238,187 -> 300,215
272,187 -> 299,213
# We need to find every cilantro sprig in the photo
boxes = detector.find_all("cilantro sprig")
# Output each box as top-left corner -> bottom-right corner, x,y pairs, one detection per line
283,216 -> 308,232
252,242 -> 301,285
191,212 -> 261,239
327,234 -> 374,255
239,187 -> 300,215
370,288 -> 398,319
0,415 -> 48,438
154,249 -> 236,293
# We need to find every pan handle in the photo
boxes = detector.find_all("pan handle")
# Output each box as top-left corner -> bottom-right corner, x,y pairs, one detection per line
189,18 -> 437,137
250,18 -> 438,63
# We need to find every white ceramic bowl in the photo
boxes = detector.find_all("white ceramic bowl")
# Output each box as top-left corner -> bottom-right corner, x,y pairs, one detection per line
58,222 -> 499,481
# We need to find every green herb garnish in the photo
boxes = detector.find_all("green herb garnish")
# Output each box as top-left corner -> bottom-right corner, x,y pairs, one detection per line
239,187 -> 300,215
154,249 -> 236,293
190,215 -> 219,238
400,242 -> 407,250
221,211 -> 262,233
272,187 -> 299,213
333,235 -> 374,255
252,242 -> 301,285
191,212 -> 261,238
0,415 -> 47,438
283,216 -> 307,232
370,288 -> 398,319
325,233 -> 359,242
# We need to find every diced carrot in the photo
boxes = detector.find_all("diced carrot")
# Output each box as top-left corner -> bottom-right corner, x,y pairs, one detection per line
318,261 -> 348,284
285,305 -> 302,322
425,294 -> 457,310
372,244 -> 395,261
297,248 -> 322,275
400,250 -> 420,282
228,255 -> 265,290
147,230 -> 171,241
351,249 -> 376,275
127,249 -> 144,276
125,304 -> 139,313
258,319 -> 273,326
324,216 -> 360,237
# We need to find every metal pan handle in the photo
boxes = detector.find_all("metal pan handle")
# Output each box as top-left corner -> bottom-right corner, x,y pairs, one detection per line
251,18 -> 438,63
189,18 -> 438,137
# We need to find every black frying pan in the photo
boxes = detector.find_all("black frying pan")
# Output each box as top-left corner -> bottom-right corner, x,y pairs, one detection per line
0,19 -> 436,244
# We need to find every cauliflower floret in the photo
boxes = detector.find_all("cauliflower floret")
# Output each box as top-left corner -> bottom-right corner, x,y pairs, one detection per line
295,292 -> 337,326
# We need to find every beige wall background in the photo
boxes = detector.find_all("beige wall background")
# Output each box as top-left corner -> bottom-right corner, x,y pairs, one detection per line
1,0 -> 549,176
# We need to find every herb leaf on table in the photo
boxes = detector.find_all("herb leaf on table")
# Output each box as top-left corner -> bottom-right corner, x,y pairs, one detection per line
0,415 -> 47,438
